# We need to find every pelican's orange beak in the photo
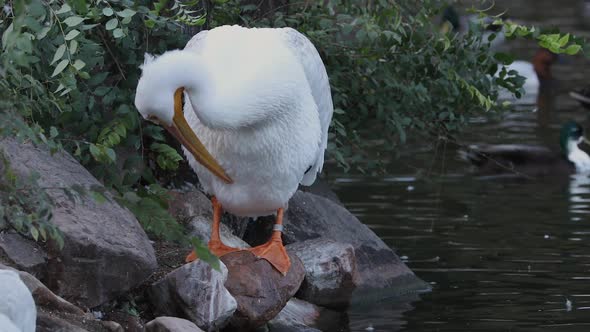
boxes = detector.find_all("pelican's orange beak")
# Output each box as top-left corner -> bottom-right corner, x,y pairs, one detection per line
164,87 -> 233,184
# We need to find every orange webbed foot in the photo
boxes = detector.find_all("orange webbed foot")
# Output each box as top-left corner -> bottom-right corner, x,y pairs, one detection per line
249,235 -> 291,275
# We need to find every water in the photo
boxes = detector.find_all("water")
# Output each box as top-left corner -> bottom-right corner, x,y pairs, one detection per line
326,1 -> 590,330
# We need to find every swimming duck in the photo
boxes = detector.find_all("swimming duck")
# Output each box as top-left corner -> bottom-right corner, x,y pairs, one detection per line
496,48 -> 558,105
135,25 -> 333,275
460,121 -> 590,177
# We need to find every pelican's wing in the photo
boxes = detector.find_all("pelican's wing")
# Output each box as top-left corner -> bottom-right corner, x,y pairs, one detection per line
184,29 -> 209,54
280,28 -> 334,186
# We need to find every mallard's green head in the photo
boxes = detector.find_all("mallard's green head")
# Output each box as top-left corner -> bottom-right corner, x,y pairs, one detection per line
560,121 -> 585,154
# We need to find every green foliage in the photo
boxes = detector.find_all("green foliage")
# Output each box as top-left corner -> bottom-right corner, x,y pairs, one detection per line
0,151 -> 64,249
0,1 -> 584,269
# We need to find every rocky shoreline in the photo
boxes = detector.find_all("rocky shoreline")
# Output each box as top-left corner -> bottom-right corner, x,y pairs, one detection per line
0,138 -> 429,331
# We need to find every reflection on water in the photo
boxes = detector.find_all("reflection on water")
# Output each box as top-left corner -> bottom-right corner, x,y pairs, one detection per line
325,0 -> 590,330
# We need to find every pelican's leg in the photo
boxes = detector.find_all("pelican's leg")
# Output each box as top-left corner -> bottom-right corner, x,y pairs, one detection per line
249,208 -> 291,275
185,197 -> 241,263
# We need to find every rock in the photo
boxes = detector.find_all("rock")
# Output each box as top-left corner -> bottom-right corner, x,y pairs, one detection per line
188,216 -> 250,249
222,250 -> 305,331
0,264 -> 124,332
148,260 -> 236,331
245,191 -> 429,297
146,317 -> 204,332
268,298 -> 320,329
167,188 -> 250,241
0,138 -> 158,308
286,239 -> 358,308
0,232 -> 47,278
299,178 -> 342,206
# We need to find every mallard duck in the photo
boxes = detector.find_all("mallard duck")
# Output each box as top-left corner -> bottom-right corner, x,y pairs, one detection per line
134,25 -> 333,274
0,269 -> 36,332
460,121 -> 590,177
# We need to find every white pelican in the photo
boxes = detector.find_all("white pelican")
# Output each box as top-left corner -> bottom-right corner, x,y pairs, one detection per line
134,25 -> 333,274
0,269 -> 36,332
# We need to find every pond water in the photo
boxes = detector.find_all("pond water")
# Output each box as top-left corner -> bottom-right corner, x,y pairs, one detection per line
325,1 -> 590,331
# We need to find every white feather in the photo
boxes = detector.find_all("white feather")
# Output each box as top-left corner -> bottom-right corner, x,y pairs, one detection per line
0,269 -> 36,332
135,25 -> 333,217
568,138 -> 590,172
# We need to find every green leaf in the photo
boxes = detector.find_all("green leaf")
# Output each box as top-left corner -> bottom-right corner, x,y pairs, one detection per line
64,30 -> 80,40
565,44 -> 582,55
89,144 -> 101,160
90,190 -> 107,204
51,44 -> 66,65
106,18 -> 118,30
73,59 -> 85,70
69,39 -> 78,54
116,9 -> 136,18
30,227 -> 39,241
36,26 -> 51,40
51,59 -> 69,77
102,7 -> 114,16
55,3 -> 72,14
49,126 -> 58,138
190,237 -> 221,271
558,33 -> 570,47
113,28 -> 124,38
63,16 -> 85,27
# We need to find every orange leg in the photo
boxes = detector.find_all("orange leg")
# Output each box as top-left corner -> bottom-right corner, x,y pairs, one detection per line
249,208 -> 291,275
185,197 -> 241,262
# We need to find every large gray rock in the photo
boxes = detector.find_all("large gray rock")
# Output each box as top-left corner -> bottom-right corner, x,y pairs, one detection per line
167,188 -> 250,242
145,316 -> 204,332
0,264 -> 123,332
0,232 -> 47,279
0,138 -> 158,308
246,191 -> 429,297
222,251 -> 305,331
287,239 -> 358,308
188,216 -> 250,250
267,298 -> 320,331
148,260 -> 237,331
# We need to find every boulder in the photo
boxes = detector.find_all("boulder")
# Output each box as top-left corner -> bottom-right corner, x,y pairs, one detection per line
146,317 -> 204,332
286,239 -> 358,308
0,264 -> 124,332
0,232 -> 47,278
245,191 -> 429,297
188,216 -> 250,250
148,260 -> 236,331
222,251 -> 305,331
267,298 -> 320,330
167,188 -> 251,241
0,138 -> 158,308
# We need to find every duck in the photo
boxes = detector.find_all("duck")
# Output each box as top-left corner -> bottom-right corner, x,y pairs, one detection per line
134,25 -> 333,275
496,48 -> 558,105
459,121 -> 590,177
0,269 -> 36,332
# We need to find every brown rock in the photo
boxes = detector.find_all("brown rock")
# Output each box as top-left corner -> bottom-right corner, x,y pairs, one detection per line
146,316 -> 204,332
287,238 -> 358,308
222,250 -> 305,331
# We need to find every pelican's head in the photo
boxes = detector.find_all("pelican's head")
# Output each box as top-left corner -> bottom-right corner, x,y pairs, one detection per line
135,52 -> 233,184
